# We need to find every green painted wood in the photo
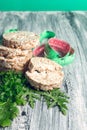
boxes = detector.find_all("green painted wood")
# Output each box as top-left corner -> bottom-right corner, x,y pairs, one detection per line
0,0 -> 87,11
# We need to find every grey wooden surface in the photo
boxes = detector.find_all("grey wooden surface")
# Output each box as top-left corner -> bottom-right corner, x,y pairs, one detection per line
0,11 -> 87,130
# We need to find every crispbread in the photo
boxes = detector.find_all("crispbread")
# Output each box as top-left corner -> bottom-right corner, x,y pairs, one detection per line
25,57 -> 64,91
3,31 -> 39,50
28,57 -> 62,72
0,45 -> 32,58
0,52 -> 32,71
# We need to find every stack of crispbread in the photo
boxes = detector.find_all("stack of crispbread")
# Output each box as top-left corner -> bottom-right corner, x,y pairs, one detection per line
25,57 -> 64,91
3,31 -> 39,49
0,31 -> 39,71
0,31 -> 64,91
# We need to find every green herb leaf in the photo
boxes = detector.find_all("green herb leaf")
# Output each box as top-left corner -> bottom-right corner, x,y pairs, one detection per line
0,70 -> 69,127
0,100 -> 19,127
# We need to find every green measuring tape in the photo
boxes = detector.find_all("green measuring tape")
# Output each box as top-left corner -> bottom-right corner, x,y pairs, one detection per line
33,30 -> 75,66
40,30 -> 55,43
44,43 -> 61,58
45,47 -> 75,66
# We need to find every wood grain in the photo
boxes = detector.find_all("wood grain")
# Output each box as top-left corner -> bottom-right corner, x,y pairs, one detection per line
0,11 -> 87,130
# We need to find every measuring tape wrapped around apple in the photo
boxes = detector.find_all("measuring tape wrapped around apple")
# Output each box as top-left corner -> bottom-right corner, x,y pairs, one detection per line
33,31 -> 75,66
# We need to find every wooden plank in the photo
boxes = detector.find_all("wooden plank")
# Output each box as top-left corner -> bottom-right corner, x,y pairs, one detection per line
0,11 -> 87,130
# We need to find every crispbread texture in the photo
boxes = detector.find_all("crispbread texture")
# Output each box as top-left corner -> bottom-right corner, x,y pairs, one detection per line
28,57 -> 62,72
0,45 -> 32,58
0,53 -> 32,72
3,31 -> 39,50
25,57 -> 64,91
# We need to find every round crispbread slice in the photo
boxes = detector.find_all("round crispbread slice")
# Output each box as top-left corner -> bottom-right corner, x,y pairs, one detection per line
3,31 -> 40,50
28,57 -> 62,73
0,45 -> 32,59
0,52 -> 32,72
25,57 -> 64,91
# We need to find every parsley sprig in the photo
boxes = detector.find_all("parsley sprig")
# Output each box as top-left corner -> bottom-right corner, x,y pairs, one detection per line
0,71 -> 69,127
